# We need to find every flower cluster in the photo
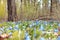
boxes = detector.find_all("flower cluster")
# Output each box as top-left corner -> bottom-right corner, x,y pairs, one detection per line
0,21 -> 59,40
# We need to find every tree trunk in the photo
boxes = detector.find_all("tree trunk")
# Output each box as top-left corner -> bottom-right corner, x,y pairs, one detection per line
49,0 -> 53,20
50,0 -> 52,15
7,0 -> 17,21
20,0 -> 23,20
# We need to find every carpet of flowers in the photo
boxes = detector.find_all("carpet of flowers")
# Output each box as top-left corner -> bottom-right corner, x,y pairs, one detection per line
0,20 -> 60,40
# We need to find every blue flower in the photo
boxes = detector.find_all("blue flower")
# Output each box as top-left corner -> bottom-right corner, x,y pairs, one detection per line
40,37 -> 45,40
58,23 -> 60,27
9,26 -> 12,30
0,28 -> 4,31
29,24 -> 33,28
32,23 -> 35,26
57,36 -> 60,40
25,35 -> 30,40
54,29 -> 58,32
14,25 -> 19,30
0,31 -> 2,35
34,31 -> 36,37
40,25 -> 44,31
25,32 -> 29,37
9,32 -> 12,35
44,21 -> 47,25
36,20 -> 39,25
29,23 -> 36,28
